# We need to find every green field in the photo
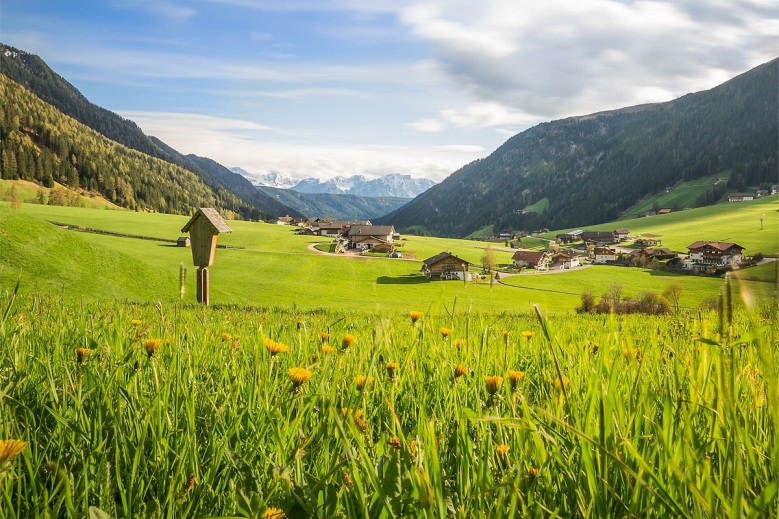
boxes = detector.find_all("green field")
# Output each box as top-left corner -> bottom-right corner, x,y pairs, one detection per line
3,201 -> 776,313
544,194 -> 779,253
620,171 -> 731,219
523,197 -> 549,213
1,291 -> 776,518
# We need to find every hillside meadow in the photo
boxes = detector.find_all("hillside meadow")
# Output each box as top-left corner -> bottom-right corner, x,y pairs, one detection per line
2,203 -> 775,312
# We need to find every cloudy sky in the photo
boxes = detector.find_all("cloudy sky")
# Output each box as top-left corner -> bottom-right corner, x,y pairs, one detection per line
2,0 -> 776,181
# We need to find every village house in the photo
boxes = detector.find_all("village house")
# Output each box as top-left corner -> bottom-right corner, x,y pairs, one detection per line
772,184 -> 779,195
634,238 -> 659,247
594,247 -> 617,264
555,230 -> 583,244
613,228 -> 629,241
512,250 -> 550,270
581,231 -> 617,245
756,189 -> 769,197
685,241 -> 745,268
276,215 -> 295,225
421,252 -> 471,280
550,251 -> 580,269
657,208 -> 673,215
728,193 -> 754,202
176,236 -> 191,247
318,221 -> 349,237
346,225 -> 396,250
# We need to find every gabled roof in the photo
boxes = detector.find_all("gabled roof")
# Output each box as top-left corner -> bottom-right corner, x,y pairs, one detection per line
614,228 -> 629,234
687,241 -> 744,252
422,251 -> 469,267
511,250 -> 548,263
594,248 -> 616,255
181,208 -> 233,234
657,209 -> 673,214
346,225 -> 394,237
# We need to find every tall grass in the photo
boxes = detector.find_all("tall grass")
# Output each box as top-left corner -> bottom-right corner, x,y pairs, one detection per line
0,292 -> 776,518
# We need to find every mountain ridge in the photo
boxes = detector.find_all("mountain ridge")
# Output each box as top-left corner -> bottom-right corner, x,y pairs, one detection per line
377,58 -> 778,236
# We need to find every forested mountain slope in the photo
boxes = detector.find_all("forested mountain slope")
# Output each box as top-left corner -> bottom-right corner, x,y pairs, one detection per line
259,186 -> 410,220
0,43 -> 294,220
0,75 -> 250,216
379,59 -> 778,236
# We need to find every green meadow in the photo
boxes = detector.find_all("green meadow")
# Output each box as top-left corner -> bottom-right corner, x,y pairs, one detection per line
2,200 -> 776,312
619,171 -> 731,219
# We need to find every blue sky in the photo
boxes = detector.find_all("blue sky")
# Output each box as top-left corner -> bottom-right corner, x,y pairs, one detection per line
2,0 -> 777,182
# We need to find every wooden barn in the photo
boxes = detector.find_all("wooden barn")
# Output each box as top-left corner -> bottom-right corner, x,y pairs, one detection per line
421,252 -> 471,280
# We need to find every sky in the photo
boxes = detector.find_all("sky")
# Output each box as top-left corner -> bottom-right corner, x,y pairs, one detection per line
1,0 -> 777,182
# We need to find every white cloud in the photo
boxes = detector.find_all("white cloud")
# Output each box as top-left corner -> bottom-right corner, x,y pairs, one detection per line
407,118 -> 446,132
118,111 -> 484,181
114,0 -> 197,20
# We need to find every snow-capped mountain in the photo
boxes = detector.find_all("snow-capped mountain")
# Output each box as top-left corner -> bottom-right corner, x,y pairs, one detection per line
229,168 -> 298,189
230,169 -> 436,198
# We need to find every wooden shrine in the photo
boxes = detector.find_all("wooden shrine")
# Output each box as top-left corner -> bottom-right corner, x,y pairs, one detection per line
181,208 -> 233,305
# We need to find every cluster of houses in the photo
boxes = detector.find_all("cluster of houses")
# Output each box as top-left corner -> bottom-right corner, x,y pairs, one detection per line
729,186 -> 778,202
279,216 -> 400,253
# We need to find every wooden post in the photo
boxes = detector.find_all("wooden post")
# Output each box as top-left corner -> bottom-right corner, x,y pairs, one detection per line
196,267 -> 209,305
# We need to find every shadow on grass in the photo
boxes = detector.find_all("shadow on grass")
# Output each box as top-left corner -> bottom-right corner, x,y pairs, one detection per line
376,274 -> 430,285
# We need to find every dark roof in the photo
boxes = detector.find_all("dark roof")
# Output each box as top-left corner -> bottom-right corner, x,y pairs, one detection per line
422,251 -> 469,267
729,193 -> 754,197
512,250 -> 548,263
687,241 -> 745,252
614,228 -> 629,234
181,208 -> 233,234
581,231 -> 615,240
347,225 -> 394,237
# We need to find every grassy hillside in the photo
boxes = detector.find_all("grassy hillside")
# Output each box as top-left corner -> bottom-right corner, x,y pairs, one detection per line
0,206 -> 176,299
3,202 -> 772,312
259,186 -> 411,220
0,179 -> 122,209
620,171 -> 730,219
523,197 -> 549,213
544,195 -> 779,253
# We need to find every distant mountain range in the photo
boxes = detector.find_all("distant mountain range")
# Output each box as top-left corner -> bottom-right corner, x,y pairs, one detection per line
258,186 -> 411,220
230,168 -> 436,198
378,58 -> 778,237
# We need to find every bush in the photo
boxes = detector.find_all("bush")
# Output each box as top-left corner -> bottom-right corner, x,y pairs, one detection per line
753,252 -> 764,262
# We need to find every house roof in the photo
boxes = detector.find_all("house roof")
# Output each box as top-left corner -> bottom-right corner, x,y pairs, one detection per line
347,225 -> 394,237
511,250 -> 548,263
181,208 -> 233,234
614,228 -> 629,234
594,248 -> 616,255
657,209 -> 673,214
581,231 -> 615,240
729,193 -> 754,197
422,251 -> 469,267
687,241 -> 745,252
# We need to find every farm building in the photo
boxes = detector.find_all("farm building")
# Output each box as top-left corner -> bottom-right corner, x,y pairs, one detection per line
685,241 -> 744,267
512,250 -> 550,270
555,230 -> 583,243
176,237 -> 191,247
581,231 -> 617,245
346,225 -> 396,250
657,208 -> 673,214
629,248 -> 675,261
550,251 -> 580,269
772,185 -> 779,195
421,252 -> 471,280
613,229 -> 629,241
728,193 -> 754,202
635,238 -> 659,247
276,215 -> 295,225
594,248 -> 617,264
318,221 -> 350,237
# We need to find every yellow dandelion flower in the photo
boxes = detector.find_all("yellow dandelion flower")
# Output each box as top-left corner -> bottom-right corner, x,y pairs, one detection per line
322,345 -> 336,354
263,507 -> 286,519
509,370 -> 525,389
502,330 -> 510,338
341,408 -> 364,419
355,375 -> 374,390
528,467 -> 540,478
321,332 -> 330,342
131,319 -> 142,326
409,310 -> 422,323
485,375 -> 504,394
264,338 -> 289,356
0,439 -> 27,463
342,334 -> 356,349
521,331 -> 535,340
440,327 -> 451,338
454,364 -> 468,378
555,377 -> 570,391
75,348 -> 94,364
496,444 -> 509,459
453,339 -> 465,349
221,333 -> 232,342
287,367 -> 313,387
386,362 -> 398,378
144,339 -> 163,358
